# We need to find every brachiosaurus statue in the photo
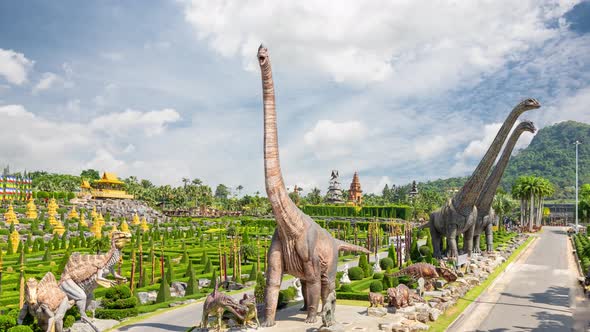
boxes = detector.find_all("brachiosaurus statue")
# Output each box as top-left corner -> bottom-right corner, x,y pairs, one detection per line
470,120 -> 536,253
428,98 -> 540,258
257,44 -> 370,327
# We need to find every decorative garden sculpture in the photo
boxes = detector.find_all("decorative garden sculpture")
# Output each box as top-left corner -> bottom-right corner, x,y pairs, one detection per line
59,231 -> 131,331
470,120 -> 537,253
18,273 -> 72,332
257,44 -> 370,326
199,281 -> 255,330
368,292 -> 385,307
340,264 -> 351,284
426,98 -> 541,258
293,278 -> 304,301
389,262 -> 457,282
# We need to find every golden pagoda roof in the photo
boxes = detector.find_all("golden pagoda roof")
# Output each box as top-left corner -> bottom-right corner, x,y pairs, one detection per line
95,172 -> 124,185
81,180 -> 91,189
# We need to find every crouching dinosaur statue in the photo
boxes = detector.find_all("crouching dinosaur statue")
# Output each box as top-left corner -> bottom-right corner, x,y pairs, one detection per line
257,44 -> 370,326
59,231 -> 131,331
426,98 -> 540,258
389,263 -> 457,283
387,284 -> 425,309
18,272 -> 72,332
470,120 -> 537,253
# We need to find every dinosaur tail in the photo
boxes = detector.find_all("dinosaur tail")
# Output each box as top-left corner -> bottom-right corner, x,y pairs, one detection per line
336,240 -> 371,254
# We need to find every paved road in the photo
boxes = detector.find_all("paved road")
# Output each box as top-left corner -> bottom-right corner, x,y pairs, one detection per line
114,252 -> 387,332
451,227 -> 586,332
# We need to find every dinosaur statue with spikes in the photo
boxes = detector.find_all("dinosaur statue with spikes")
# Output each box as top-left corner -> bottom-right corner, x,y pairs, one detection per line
59,231 -> 132,331
427,98 -> 540,258
257,44 -> 371,327
470,120 -> 536,253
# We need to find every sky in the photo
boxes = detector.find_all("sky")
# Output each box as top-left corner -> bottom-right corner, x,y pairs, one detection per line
0,0 -> 589,196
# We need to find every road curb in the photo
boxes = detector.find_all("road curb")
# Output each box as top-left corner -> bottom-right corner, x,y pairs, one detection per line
446,235 -> 537,331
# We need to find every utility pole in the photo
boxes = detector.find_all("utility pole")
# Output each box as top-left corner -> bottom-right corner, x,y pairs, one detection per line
574,140 -> 581,234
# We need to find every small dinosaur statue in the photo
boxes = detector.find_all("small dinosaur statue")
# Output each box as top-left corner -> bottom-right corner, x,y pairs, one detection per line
257,44 -> 370,326
470,121 -> 536,253
389,263 -> 457,282
238,293 -> 260,329
199,281 -> 249,331
59,231 -> 131,331
426,98 -> 540,258
368,292 -> 385,307
18,272 -> 72,332
387,284 -> 425,309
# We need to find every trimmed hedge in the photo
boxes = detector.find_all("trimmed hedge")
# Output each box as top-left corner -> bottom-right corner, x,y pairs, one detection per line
95,308 -> 139,320
7,327 -> 33,332
379,257 -> 394,271
336,292 -> 373,301
102,297 -> 138,309
369,280 -> 383,292
302,205 -> 411,220
348,267 -> 364,280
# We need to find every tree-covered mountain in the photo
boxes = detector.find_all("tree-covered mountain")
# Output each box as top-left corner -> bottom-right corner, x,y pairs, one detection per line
414,121 -> 590,200
500,121 -> 590,199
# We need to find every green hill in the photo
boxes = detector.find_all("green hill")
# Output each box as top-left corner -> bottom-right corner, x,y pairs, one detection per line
417,121 -> 590,200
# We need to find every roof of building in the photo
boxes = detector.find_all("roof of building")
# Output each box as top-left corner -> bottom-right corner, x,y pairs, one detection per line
80,180 -> 91,189
95,172 -> 124,185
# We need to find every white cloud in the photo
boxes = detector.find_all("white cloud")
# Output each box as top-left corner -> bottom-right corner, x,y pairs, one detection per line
0,49 -> 34,85
90,108 -> 181,137
303,120 -> 367,158
100,52 -> 124,61
184,0 -> 577,90
32,72 -> 61,94
65,99 -> 81,113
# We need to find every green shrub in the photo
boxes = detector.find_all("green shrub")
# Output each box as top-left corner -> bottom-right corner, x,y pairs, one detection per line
0,315 -> 16,331
419,245 -> 432,257
64,315 -> 76,329
104,285 -> 131,300
358,254 -> 371,277
248,263 -> 258,281
348,267 -> 364,280
156,273 -> 171,303
369,280 -> 383,292
339,284 -> 353,292
373,272 -> 384,280
335,292 -> 370,301
7,326 -> 33,332
102,297 -> 138,309
254,272 -> 266,304
95,308 -> 139,320
379,257 -> 394,271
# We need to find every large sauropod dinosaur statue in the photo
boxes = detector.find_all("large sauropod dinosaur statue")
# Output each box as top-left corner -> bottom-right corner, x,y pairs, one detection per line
427,98 -> 540,258
470,120 -> 536,253
257,44 -> 370,327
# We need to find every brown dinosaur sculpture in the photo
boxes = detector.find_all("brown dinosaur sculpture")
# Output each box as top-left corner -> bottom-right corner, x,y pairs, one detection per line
199,281 -> 249,331
257,44 -> 370,326
390,263 -> 457,282
427,98 -> 540,258
470,121 -> 536,253
59,231 -> 131,331
387,284 -> 425,308
18,272 -> 72,332
368,292 -> 385,307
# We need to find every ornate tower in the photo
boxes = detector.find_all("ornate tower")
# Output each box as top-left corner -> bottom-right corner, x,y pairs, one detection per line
326,170 -> 344,204
348,172 -> 363,205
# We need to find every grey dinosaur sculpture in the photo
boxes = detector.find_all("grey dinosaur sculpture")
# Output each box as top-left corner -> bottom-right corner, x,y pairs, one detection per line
470,120 -> 536,253
257,44 -> 370,327
427,98 -> 540,258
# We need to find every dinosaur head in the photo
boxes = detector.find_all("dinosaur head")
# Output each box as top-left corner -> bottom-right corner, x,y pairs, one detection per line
257,44 -> 269,67
111,231 -> 132,249
516,98 -> 541,112
517,120 -> 536,134
240,293 -> 256,306
25,278 -> 39,306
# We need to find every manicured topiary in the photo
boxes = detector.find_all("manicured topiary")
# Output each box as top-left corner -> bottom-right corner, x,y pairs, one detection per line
254,272 -> 266,304
379,257 -> 394,271
202,259 -> 212,274
348,266 -> 364,280
185,267 -> 198,296
7,326 -> 33,332
358,254 -> 371,277
373,272 -> 384,280
369,280 -> 383,292
248,263 -> 257,281
184,260 -> 194,278
156,273 -> 171,303
165,257 -> 174,284
339,284 -> 353,292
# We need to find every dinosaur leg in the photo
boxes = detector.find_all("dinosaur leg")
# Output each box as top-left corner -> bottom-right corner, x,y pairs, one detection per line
463,224 -> 474,255
320,277 -> 336,326
299,280 -> 308,311
430,222 -> 442,259
55,298 -> 70,332
473,235 -> 481,254
60,280 -> 99,332
201,306 -> 209,329
447,225 -> 458,259
261,233 -> 283,327
17,304 -> 28,325
485,223 -> 494,253
303,260 -> 321,324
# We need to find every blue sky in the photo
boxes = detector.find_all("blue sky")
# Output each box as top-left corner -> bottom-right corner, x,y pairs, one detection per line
0,0 -> 589,195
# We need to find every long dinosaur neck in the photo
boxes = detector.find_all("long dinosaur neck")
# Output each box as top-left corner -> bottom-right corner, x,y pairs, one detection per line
477,124 -> 531,214
260,51 -> 304,236
454,104 -> 526,215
